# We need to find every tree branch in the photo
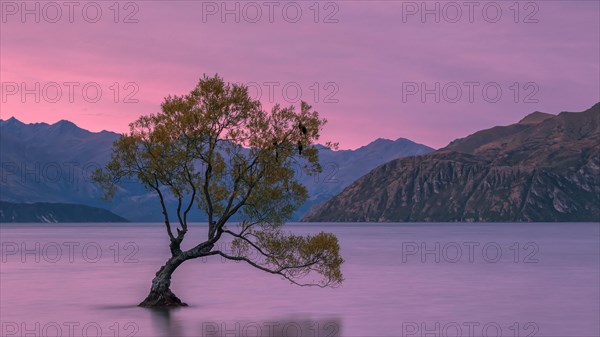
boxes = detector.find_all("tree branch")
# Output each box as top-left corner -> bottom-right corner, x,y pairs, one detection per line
152,176 -> 176,243
214,250 -> 328,288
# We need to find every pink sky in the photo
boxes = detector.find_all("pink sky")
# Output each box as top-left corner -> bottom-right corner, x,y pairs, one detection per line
1,1 -> 599,149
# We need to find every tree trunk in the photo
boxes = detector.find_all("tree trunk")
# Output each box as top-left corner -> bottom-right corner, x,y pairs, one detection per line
139,254 -> 188,307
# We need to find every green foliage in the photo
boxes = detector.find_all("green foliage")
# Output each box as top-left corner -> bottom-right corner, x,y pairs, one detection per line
94,74 -> 343,288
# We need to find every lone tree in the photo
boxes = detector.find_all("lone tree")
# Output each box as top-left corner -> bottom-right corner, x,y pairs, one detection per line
94,75 -> 344,307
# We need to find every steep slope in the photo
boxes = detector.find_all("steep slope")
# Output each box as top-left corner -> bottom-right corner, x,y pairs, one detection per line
0,201 -> 129,223
303,103 -> 600,222
293,138 -> 432,217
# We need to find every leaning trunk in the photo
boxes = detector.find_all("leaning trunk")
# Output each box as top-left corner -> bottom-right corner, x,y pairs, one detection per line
139,254 -> 188,307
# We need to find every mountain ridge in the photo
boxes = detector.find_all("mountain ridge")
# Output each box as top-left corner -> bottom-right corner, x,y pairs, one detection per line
0,118 -> 433,221
302,103 -> 600,222
0,201 -> 129,223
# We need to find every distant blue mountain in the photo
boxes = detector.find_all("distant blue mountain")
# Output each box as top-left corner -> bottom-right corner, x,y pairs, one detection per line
0,118 -> 433,221
0,201 -> 128,223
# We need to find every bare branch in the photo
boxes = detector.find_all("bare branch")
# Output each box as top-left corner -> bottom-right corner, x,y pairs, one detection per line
214,250 -> 329,288
182,164 -> 196,229
152,176 -> 175,242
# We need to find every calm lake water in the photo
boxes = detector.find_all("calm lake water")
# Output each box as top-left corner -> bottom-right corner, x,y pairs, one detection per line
1,223 -> 598,337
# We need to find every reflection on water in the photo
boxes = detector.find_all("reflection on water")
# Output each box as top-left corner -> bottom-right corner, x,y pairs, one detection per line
148,308 -> 182,337
0,223 -> 598,336
146,308 -> 342,337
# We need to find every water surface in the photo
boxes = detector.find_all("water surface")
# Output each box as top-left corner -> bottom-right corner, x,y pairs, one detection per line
1,223 -> 598,336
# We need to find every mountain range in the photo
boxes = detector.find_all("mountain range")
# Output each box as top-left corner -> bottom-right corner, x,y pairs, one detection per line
0,201 -> 128,223
0,117 -> 433,222
302,103 -> 600,222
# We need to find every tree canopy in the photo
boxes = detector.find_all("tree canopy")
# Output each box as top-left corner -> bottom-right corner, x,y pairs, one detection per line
94,75 -> 343,298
